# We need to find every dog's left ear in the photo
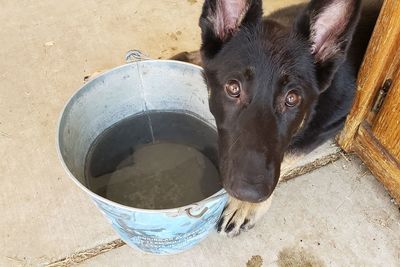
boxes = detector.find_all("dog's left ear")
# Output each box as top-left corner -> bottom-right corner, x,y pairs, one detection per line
295,0 -> 362,91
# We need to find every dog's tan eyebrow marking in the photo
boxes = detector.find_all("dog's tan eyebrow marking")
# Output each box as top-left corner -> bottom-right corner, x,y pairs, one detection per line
243,66 -> 255,80
279,73 -> 290,86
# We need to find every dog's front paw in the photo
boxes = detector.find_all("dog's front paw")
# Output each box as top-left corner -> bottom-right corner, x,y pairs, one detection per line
217,196 -> 273,237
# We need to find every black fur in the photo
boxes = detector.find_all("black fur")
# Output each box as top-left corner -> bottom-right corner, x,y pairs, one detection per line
199,0 -> 382,202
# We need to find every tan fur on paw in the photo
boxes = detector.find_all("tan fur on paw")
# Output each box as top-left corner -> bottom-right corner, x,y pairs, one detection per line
217,196 -> 272,237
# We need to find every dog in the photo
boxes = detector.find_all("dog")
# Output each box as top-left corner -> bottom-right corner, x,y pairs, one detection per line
173,0 -> 382,237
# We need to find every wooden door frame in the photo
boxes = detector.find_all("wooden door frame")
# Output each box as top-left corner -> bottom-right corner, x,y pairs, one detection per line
338,0 -> 400,201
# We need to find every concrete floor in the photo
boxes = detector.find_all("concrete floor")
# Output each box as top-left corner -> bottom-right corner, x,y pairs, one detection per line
1,0 -> 399,266
78,157 -> 400,267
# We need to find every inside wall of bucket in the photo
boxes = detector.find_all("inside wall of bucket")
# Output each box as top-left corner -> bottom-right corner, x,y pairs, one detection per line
85,110 -> 221,209
137,61 -> 215,125
59,64 -> 146,184
58,61 -> 216,189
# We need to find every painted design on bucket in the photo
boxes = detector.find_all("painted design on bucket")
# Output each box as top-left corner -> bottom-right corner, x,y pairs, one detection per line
92,195 -> 227,254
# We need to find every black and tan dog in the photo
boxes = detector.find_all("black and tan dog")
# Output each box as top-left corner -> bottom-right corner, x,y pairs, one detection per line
173,0 -> 382,237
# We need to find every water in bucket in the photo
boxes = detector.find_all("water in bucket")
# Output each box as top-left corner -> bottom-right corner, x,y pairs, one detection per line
85,111 -> 222,209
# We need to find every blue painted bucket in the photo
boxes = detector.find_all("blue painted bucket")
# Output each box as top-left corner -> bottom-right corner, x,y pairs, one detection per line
57,58 -> 227,254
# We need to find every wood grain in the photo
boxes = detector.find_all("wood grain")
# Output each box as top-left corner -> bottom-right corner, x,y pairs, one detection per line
338,0 -> 400,151
338,0 -> 400,203
372,66 -> 400,159
355,123 -> 400,203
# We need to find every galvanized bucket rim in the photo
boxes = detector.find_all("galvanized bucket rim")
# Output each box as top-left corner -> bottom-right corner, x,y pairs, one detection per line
56,59 -> 227,214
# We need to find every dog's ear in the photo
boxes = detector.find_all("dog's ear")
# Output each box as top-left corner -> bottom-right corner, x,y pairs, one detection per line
199,0 -> 262,60
295,0 -> 362,91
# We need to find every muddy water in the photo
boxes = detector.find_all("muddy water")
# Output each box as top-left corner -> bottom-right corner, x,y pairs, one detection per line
85,112 -> 221,209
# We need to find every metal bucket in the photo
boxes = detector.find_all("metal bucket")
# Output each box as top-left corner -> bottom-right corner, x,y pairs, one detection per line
56,56 -> 227,254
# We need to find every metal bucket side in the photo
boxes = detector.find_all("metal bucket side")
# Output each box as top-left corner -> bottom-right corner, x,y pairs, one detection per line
93,193 -> 228,254
56,60 -> 228,254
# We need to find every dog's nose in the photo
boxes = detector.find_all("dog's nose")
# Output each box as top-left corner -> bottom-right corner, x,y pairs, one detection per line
225,180 -> 271,203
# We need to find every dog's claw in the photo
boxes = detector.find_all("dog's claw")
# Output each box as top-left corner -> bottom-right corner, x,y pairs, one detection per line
217,217 -> 224,232
217,196 -> 273,237
225,222 -> 235,233
240,218 -> 250,229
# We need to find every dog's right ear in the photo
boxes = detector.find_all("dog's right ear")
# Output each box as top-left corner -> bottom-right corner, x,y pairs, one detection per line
199,0 -> 262,60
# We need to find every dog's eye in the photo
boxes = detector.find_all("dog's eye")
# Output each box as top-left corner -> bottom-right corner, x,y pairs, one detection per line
225,80 -> 241,98
285,90 -> 301,107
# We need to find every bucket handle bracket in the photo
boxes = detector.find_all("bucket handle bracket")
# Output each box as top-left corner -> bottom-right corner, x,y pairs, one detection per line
125,50 -> 151,63
185,206 -> 208,219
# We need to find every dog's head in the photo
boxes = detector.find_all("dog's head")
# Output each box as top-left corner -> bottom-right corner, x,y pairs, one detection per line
200,0 -> 361,202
